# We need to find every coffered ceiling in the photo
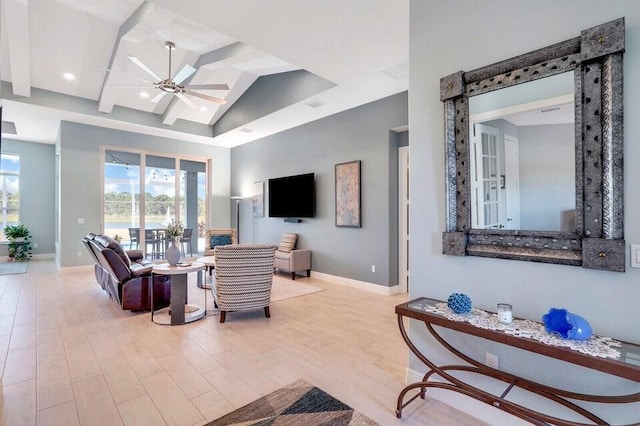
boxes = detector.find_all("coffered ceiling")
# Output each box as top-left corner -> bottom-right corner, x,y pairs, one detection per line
1,0 -> 408,146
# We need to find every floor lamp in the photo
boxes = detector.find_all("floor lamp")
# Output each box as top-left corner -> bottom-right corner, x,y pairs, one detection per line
230,196 -> 243,243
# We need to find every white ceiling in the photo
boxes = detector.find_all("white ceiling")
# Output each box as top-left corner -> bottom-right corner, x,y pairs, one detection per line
1,0 -> 408,147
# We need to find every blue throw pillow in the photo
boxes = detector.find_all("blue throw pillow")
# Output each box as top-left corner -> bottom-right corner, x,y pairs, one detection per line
210,234 -> 232,249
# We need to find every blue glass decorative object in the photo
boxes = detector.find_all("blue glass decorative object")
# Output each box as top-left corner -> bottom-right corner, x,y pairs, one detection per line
447,293 -> 472,314
542,308 -> 592,340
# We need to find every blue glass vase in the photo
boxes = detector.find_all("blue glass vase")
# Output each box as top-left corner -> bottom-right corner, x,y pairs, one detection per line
542,308 -> 592,340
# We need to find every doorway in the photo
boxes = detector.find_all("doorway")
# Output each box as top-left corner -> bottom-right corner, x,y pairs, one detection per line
398,146 -> 409,293
504,134 -> 521,229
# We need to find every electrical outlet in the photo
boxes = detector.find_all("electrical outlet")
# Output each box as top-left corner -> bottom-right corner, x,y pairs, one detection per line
371,265 -> 376,273
485,352 -> 499,369
77,218 -> 85,225
77,251 -> 83,258
33,243 -> 38,249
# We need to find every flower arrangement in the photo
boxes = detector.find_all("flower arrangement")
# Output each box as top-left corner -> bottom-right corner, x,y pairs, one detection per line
447,292 -> 472,314
165,219 -> 184,239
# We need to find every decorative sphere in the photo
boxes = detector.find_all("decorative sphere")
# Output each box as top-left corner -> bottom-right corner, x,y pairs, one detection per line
447,293 -> 472,314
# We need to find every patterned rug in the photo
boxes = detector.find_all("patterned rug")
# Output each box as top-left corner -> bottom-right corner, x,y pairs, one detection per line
206,379 -> 378,425
0,261 -> 29,276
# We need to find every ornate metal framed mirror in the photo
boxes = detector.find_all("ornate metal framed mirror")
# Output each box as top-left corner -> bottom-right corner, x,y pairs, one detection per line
441,18 -> 625,272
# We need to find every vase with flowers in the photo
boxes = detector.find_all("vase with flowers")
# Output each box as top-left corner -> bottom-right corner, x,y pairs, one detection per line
164,220 -> 183,266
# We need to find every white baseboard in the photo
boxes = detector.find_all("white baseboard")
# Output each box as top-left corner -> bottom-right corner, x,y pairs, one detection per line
405,368 -> 529,426
32,253 -> 55,260
310,271 -> 401,295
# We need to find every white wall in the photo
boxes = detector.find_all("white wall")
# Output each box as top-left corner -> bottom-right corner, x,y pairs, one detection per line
519,124 -> 575,231
409,1 -> 640,424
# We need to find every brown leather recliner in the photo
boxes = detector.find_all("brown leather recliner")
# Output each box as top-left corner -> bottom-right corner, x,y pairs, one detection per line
83,233 -> 171,311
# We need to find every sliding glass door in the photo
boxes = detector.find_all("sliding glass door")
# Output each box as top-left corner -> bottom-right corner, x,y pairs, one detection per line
103,149 -> 208,258
179,159 -> 207,253
104,150 -> 141,249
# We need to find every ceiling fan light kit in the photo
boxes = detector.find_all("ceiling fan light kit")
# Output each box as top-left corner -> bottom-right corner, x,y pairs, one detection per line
112,41 -> 229,107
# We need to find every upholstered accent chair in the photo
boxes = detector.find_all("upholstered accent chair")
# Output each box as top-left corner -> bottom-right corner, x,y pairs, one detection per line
274,233 -> 311,280
212,244 -> 277,323
204,228 -> 237,256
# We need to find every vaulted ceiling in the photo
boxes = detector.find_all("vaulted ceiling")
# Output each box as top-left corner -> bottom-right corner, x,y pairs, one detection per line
1,0 -> 408,147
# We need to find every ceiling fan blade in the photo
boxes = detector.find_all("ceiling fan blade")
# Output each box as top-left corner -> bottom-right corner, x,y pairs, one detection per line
109,85 -> 153,88
99,67 -> 156,84
150,92 -> 167,103
185,83 -> 230,91
127,56 -> 162,82
185,90 -> 227,105
173,65 -> 196,85
176,93 -> 198,109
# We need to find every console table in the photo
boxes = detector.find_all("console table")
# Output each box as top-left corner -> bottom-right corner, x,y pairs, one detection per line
395,298 -> 640,425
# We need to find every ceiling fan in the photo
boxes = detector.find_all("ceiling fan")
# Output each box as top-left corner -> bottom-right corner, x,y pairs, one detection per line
109,41 -> 229,108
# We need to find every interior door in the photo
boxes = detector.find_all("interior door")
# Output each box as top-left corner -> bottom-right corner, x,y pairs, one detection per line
504,135 -> 521,230
471,123 -> 504,229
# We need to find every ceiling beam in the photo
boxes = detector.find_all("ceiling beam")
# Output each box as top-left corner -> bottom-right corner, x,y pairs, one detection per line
98,0 -> 156,113
2,0 -> 31,97
161,42 -> 256,125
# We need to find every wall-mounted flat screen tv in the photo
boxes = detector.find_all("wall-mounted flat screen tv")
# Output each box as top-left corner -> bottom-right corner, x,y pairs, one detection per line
268,173 -> 315,218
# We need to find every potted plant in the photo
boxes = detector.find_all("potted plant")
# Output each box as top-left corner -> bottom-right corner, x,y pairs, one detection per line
3,223 -> 33,261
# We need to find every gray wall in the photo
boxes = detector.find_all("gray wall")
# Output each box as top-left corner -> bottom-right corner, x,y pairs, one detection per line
519,124 -> 574,231
213,70 -> 336,137
410,1 -> 640,423
0,139 -> 55,255
231,92 -> 408,286
58,121 -> 231,267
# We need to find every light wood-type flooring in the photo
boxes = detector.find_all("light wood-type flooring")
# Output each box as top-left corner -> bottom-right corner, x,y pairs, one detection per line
0,259 -> 486,425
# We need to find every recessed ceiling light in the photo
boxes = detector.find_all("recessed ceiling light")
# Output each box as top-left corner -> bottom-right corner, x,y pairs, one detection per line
63,73 -> 75,80
200,106 -> 208,112
140,91 -> 150,98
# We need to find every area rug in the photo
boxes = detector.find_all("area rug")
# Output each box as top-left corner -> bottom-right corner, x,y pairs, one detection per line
206,379 -> 378,425
0,261 -> 29,276
270,277 -> 325,302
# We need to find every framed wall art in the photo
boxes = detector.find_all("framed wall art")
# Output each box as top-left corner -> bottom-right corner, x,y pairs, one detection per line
252,181 -> 264,218
335,160 -> 361,227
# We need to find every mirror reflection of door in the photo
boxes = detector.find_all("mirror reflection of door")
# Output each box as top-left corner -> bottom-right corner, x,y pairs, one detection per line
471,123 -> 504,229
503,135 -> 520,230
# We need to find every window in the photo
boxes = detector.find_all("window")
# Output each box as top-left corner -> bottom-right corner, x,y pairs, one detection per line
0,153 -> 20,240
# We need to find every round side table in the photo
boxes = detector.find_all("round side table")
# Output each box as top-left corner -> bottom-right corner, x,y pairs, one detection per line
151,262 -> 205,325
196,256 -> 216,289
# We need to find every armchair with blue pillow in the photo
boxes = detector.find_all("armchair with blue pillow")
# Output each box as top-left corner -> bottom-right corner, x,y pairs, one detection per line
204,228 -> 237,257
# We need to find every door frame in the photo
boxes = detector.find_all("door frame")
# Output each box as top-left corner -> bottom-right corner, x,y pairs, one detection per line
398,146 -> 409,294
